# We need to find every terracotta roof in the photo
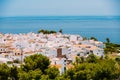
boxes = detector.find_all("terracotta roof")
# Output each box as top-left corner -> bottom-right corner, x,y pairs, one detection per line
66,64 -> 74,69
1,53 -> 9,56
50,64 -> 62,68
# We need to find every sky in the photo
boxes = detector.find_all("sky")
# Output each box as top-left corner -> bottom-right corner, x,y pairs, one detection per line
0,0 -> 120,17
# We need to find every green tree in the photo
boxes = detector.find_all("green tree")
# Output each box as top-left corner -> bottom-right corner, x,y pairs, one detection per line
18,71 -> 30,80
38,29 -> 56,34
55,74 -> 70,80
90,37 -> 98,41
59,29 -> 63,33
104,42 -> 120,54
50,30 -> 57,34
41,75 -> 49,80
75,57 -> 80,64
94,59 -> 120,80
10,66 -> 19,80
65,68 -> 75,80
45,66 -> 59,79
0,64 -> 10,80
18,54 -> 52,80
38,29 -> 44,33
106,38 -> 110,43
22,54 -> 50,72
86,54 -> 97,63
65,59 -> 120,80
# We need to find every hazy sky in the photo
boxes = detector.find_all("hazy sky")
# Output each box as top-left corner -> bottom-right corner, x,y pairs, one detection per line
0,0 -> 120,17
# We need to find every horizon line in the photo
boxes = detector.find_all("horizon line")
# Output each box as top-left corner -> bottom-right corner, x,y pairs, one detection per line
0,15 -> 120,18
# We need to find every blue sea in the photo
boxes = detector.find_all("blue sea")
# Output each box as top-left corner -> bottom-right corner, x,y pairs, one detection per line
0,16 -> 120,44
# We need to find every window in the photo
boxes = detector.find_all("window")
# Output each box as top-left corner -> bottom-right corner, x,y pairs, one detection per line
18,53 -> 20,55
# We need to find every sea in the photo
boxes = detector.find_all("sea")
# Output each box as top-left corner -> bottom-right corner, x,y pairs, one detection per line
0,16 -> 120,44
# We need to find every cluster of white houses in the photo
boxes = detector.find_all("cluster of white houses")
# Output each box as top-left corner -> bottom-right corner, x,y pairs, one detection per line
0,32 -> 105,74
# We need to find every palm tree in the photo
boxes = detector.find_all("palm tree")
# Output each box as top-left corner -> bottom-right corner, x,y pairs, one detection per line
106,38 -> 110,43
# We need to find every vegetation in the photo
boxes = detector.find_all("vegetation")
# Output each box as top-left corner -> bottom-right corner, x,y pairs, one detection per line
83,37 -> 88,40
0,54 -> 59,80
45,66 -> 60,79
106,38 -> 110,43
38,29 -> 63,34
90,36 -> 98,41
13,59 -> 20,63
63,54 -> 120,80
59,29 -> 63,33
10,66 -> 19,80
0,64 -> 10,80
0,54 -> 120,80
104,38 -> 120,54
22,54 -> 50,72
38,29 -> 57,34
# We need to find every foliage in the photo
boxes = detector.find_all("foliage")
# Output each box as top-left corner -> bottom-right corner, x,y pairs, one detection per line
0,54 -> 120,80
55,74 -> 70,80
45,66 -> 59,79
59,29 -> 63,33
106,38 -> 110,43
13,59 -> 20,63
10,66 -> 19,80
104,38 -> 120,54
104,42 -> 120,54
19,54 -> 59,80
115,57 -> 120,61
65,58 -> 120,80
7,61 -> 13,64
0,64 -> 10,80
86,54 -> 98,63
75,57 -> 81,64
22,54 -> 50,72
38,29 -> 56,34
41,74 -> 50,80
18,69 -> 42,80
90,36 -> 98,41
115,57 -> 120,65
